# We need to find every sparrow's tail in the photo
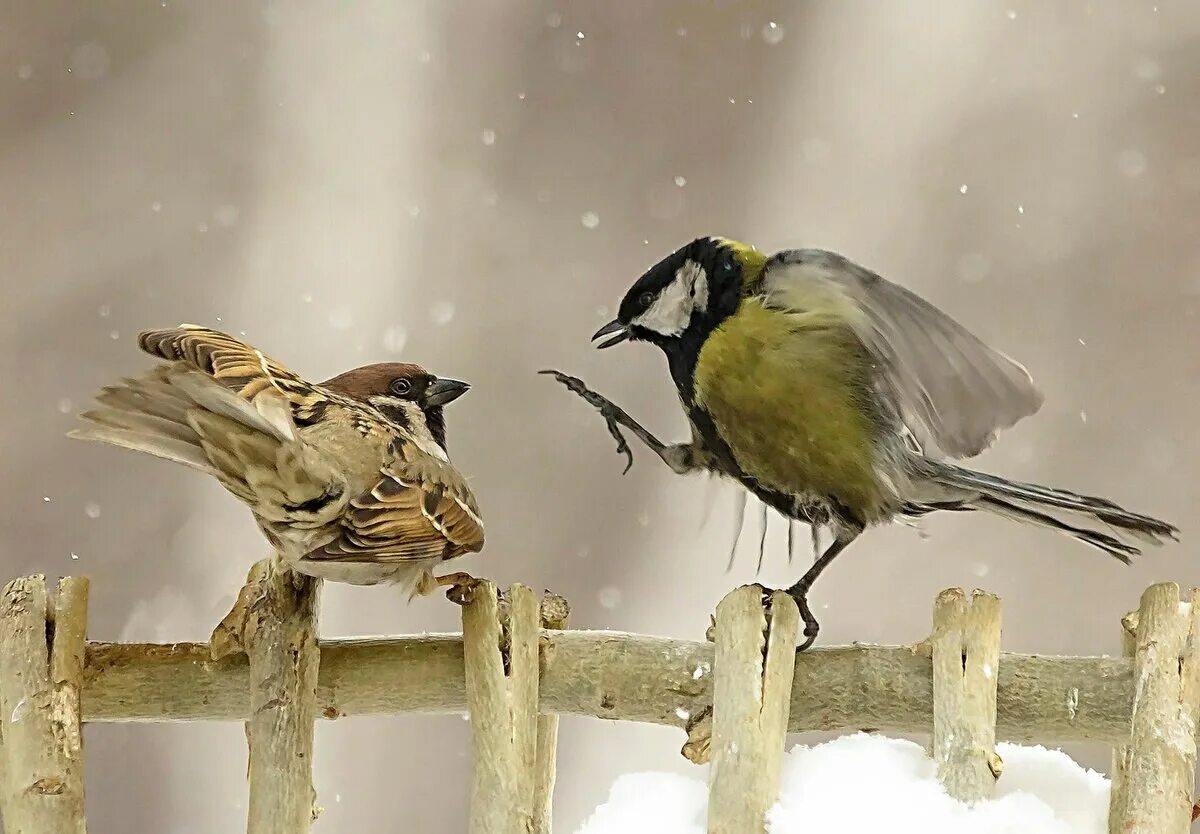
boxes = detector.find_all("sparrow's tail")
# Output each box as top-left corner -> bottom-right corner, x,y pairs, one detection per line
920,462 -> 1179,563
68,365 -> 217,474
69,365 -> 341,523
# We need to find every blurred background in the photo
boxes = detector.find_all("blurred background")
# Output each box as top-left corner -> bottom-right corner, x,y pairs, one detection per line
3,0 -> 1199,830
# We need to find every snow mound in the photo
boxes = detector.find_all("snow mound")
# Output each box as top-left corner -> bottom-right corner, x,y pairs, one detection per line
575,733 -> 1110,834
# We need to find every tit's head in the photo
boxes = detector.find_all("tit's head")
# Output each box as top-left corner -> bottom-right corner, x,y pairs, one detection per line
322,363 -> 469,449
593,237 -> 766,349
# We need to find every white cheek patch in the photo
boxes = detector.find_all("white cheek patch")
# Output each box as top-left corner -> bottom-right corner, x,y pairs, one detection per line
633,260 -> 708,337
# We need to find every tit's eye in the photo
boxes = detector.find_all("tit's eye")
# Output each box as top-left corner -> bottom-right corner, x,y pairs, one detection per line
389,378 -> 412,396
638,291 -> 655,308
722,255 -> 738,272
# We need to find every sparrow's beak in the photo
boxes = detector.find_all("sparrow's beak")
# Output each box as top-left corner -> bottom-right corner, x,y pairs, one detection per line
422,377 -> 470,407
592,319 -> 630,349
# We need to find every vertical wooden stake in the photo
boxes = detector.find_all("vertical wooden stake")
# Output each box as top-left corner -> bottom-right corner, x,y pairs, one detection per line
463,582 -> 540,834
1108,583 -> 1200,834
1107,610 -> 1138,834
533,592 -> 569,834
241,559 -> 322,834
0,575 -> 89,834
931,588 -> 1002,803
707,587 -> 799,834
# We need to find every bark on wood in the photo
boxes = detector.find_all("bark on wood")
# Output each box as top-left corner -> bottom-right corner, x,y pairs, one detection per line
931,589 -> 1002,803
533,592 -> 569,834
1107,610 -> 1137,834
1107,583 -> 1200,834
707,588 -> 799,834
81,633 -> 1136,744
462,582 -> 540,834
0,575 -> 89,834
238,559 -> 323,834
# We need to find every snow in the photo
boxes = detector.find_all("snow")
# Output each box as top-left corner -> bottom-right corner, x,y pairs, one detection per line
574,734 -> 1109,834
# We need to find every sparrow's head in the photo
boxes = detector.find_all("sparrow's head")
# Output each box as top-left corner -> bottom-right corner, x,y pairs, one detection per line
322,363 -> 469,450
593,237 -> 768,350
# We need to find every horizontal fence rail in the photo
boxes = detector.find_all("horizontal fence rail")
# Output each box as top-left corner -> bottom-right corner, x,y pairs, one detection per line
83,629 -> 1134,743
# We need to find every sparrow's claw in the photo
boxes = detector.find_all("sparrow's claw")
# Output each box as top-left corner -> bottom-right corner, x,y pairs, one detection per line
437,571 -> 483,606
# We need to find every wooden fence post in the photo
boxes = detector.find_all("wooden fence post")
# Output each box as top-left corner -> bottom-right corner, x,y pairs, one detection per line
533,592 -> 569,834
238,559 -> 323,834
707,587 -> 799,834
1107,583 -> 1200,834
462,582 -> 540,834
931,588 -> 1003,803
0,575 -> 89,834
1107,610 -> 1137,834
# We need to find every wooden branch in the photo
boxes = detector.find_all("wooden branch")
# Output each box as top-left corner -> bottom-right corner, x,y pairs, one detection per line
931,589 -> 1002,803
462,583 -> 539,834
1107,610 -> 1137,834
81,633 -> 1136,742
707,588 -> 799,834
238,559 -> 322,834
533,592 -> 569,834
1108,584 -> 1200,834
0,576 -> 89,834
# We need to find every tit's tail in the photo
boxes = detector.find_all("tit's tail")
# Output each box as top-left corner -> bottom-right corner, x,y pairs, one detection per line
70,365 -> 342,525
919,462 -> 1179,563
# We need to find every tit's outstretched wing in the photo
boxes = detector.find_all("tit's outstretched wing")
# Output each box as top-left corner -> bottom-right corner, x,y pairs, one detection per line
759,250 -> 1043,459
311,442 -> 485,563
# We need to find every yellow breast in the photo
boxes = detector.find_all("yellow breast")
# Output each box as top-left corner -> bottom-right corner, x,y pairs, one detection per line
692,299 -> 886,520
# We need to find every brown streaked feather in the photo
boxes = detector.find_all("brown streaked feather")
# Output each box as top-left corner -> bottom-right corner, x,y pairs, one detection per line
137,325 -> 347,430
310,441 -> 484,564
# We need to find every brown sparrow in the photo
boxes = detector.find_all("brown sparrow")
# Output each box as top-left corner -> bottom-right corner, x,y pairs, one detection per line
69,324 -> 484,595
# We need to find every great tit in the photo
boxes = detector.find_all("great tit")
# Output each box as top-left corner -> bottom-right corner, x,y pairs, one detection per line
573,236 -> 1178,649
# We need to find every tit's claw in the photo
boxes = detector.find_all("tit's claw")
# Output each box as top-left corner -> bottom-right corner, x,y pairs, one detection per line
737,582 -> 821,651
793,593 -> 821,652
540,369 -> 635,472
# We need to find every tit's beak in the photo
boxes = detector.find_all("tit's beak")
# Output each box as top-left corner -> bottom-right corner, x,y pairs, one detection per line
422,377 -> 470,407
592,319 -> 630,349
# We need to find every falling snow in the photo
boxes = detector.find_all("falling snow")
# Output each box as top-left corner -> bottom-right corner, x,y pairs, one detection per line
597,587 -> 622,609
430,301 -> 456,325
381,325 -> 408,354
328,308 -> 354,330
581,211 -> 600,229
762,21 -> 785,44
84,502 -> 101,519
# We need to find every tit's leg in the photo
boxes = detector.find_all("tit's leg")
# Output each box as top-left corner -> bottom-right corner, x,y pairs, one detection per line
539,369 -> 696,474
784,533 -> 857,651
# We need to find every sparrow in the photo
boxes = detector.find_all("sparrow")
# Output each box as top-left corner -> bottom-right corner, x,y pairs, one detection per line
548,236 -> 1177,649
70,324 -> 484,594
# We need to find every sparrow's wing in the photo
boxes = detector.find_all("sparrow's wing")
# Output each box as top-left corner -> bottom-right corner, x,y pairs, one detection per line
137,324 -> 332,432
760,249 -> 1043,459
73,325 -> 344,518
311,442 -> 485,563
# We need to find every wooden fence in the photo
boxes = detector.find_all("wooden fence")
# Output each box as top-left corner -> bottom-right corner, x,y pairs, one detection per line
0,565 -> 1197,833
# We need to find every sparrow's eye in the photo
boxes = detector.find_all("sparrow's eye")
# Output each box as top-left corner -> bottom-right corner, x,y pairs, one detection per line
389,378 -> 412,396
638,291 -> 655,308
